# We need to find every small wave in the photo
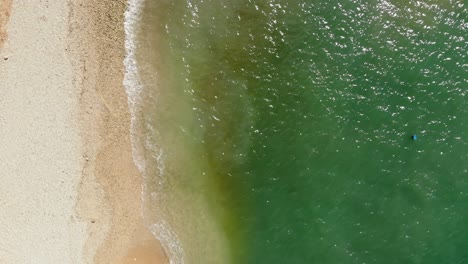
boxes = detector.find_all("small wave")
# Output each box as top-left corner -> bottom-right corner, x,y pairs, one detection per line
150,220 -> 185,264
123,0 -> 185,263
123,0 -> 145,173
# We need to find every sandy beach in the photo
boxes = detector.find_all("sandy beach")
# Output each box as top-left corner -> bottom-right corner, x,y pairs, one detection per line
0,0 -> 167,263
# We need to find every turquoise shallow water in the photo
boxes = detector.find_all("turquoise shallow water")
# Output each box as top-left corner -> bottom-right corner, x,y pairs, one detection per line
136,0 -> 467,263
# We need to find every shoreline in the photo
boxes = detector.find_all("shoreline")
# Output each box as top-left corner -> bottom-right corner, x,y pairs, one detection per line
123,1 -> 187,263
129,1 -> 235,262
68,0 -> 168,263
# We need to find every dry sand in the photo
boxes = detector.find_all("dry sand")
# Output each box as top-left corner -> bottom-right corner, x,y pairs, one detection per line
0,0 -> 167,263
0,0 -> 87,262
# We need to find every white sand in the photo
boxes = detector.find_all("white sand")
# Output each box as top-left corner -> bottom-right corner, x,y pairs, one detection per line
0,1 -> 87,262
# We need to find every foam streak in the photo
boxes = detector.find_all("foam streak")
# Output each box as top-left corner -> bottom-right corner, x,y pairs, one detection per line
123,0 -> 185,263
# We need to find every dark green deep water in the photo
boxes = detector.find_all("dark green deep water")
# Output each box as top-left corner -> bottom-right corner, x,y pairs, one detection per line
137,0 -> 467,263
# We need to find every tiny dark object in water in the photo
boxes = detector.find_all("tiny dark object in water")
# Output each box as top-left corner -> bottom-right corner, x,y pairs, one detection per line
411,135 -> 417,140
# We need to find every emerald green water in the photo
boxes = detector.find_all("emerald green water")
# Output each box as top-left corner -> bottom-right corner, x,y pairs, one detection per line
136,0 -> 467,263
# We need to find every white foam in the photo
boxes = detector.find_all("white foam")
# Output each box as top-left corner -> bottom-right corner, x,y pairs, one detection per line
150,220 -> 185,264
123,0 -> 146,173
123,1 -> 185,263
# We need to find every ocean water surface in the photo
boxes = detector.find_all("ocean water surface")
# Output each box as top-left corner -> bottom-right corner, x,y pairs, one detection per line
130,0 -> 467,263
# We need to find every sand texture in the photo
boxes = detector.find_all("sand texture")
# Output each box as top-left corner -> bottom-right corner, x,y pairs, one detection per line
0,0 -> 87,262
0,0 -> 168,263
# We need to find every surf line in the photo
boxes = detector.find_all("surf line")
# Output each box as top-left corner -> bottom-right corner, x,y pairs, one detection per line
123,0 -> 185,263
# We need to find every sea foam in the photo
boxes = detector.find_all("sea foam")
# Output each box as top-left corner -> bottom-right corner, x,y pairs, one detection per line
123,0 -> 185,263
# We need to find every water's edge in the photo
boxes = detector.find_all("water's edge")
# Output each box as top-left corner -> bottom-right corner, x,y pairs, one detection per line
123,1 -> 185,263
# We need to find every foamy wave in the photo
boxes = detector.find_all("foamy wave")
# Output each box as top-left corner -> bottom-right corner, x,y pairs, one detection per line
123,0 -> 145,173
150,221 -> 185,264
123,1 -> 185,263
